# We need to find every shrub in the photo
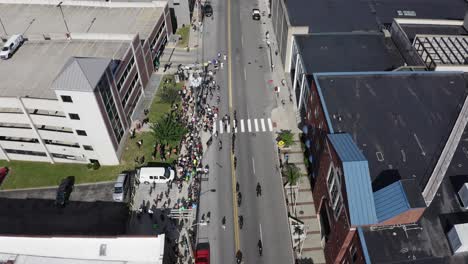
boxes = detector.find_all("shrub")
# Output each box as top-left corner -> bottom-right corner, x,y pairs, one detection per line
277,129 -> 295,147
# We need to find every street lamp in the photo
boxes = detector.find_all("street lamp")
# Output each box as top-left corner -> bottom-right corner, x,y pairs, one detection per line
200,188 -> 216,195
56,2 -> 70,35
0,16 -> 7,36
266,40 -> 274,72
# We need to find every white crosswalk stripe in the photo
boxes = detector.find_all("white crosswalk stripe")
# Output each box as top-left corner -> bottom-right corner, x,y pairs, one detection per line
219,120 -> 223,134
213,119 -> 217,135
213,118 -> 273,134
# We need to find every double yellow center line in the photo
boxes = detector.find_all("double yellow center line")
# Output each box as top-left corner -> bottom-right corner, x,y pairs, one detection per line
226,0 -> 241,252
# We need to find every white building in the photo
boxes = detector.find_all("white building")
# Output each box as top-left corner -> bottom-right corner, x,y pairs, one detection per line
0,1 -> 172,165
0,235 -> 165,264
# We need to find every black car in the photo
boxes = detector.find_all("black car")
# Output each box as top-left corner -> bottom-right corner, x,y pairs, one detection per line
204,3 -> 213,17
55,176 -> 75,207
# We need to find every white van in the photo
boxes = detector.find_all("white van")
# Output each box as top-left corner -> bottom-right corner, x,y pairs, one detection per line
137,166 -> 175,184
112,173 -> 129,202
0,35 -> 24,60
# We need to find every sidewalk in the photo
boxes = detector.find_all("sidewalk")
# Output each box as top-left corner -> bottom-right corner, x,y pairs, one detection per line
256,0 -> 325,262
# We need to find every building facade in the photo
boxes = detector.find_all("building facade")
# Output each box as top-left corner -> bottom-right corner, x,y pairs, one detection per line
0,1 -> 172,165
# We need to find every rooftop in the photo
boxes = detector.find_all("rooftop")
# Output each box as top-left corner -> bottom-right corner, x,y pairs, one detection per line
315,72 -> 468,191
284,0 -> 467,33
0,198 -> 128,235
400,24 -> 468,43
0,1 -> 165,40
359,122 -> 468,263
0,39 -> 128,99
0,236 -> 165,264
294,33 -> 405,73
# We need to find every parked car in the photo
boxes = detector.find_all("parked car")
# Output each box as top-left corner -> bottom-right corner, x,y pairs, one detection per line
204,2 -> 213,17
137,166 -> 175,184
113,172 -> 130,202
0,35 -> 24,60
195,243 -> 210,264
0,167 -> 9,186
252,9 -> 261,20
55,176 -> 75,207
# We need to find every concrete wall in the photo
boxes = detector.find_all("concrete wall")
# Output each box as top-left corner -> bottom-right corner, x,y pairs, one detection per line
55,90 -> 120,165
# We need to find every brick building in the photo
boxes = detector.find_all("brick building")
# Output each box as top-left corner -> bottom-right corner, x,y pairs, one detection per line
302,71 -> 468,263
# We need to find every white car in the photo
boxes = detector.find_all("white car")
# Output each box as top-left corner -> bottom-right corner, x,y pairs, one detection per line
252,9 -> 261,20
0,35 -> 23,60
137,166 -> 175,184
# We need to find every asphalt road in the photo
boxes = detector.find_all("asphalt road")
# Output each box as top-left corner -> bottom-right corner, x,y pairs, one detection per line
197,0 -> 294,262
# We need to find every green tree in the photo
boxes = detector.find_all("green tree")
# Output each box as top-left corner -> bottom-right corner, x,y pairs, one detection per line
160,85 -> 180,104
277,129 -> 295,147
283,163 -> 303,215
150,113 -> 187,146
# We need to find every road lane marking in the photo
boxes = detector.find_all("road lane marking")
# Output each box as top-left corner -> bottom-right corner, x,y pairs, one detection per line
247,119 -> 252,132
252,157 -> 255,174
227,0 -> 240,251
227,123 -> 231,133
260,118 -> 266,132
219,120 -> 224,134
233,120 -> 237,133
213,120 -> 217,135
268,118 -> 273,131
254,118 -> 259,132
240,119 -> 245,132
241,35 -> 244,47
243,67 -> 247,81
260,224 -> 263,242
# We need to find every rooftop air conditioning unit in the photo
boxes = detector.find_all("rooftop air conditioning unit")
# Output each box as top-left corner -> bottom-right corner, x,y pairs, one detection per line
458,183 -> 468,209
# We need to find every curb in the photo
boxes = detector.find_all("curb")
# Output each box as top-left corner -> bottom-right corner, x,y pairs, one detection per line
0,180 -> 115,192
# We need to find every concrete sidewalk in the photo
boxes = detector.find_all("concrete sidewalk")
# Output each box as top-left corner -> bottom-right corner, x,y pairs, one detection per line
256,0 -> 325,262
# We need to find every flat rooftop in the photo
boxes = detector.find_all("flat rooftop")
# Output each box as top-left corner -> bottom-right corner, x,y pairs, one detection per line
316,72 -> 468,190
360,123 -> 468,263
0,198 -> 128,235
0,39 -> 129,99
0,236 -> 164,264
295,33 -> 405,73
0,1 -> 165,39
285,0 -> 467,32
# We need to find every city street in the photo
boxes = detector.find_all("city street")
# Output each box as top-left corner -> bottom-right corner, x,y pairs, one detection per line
196,0 -> 294,262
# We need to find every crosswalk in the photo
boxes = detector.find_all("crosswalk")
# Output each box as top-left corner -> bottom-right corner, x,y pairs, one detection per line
213,118 -> 273,135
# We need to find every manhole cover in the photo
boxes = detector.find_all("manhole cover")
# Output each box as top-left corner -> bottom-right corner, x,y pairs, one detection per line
299,210 -> 304,215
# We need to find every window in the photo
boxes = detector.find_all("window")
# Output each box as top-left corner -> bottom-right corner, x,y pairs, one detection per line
83,145 -> 94,151
327,166 -> 343,219
116,57 -> 135,91
61,95 -> 73,103
122,73 -> 140,107
69,113 -> 80,120
4,148 -> 46,157
99,79 -> 124,143
350,245 -> 358,263
76,130 -> 87,136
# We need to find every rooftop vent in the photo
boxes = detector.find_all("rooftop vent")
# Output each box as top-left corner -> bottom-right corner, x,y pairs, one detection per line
458,183 -> 468,209
99,244 -> 107,256
448,223 -> 468,254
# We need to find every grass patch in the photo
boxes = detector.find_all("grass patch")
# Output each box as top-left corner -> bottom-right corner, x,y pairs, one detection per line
0,160 -> 124,190
148,75 -> 184,123
0,74 -> 185,190
176,25 -> 190,48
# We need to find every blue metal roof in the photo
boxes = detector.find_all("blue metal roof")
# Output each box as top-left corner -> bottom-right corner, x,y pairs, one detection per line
358,227 -> 372,264
374,180 -> 410,222
328,134 -> 366,162
328,133 -> 378,225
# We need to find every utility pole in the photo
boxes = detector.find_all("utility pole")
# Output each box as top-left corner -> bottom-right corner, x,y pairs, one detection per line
56,2 -> 70,35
